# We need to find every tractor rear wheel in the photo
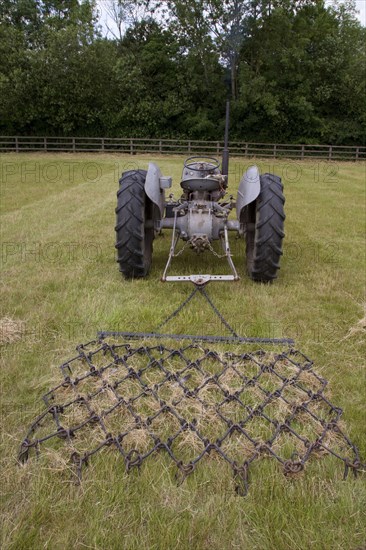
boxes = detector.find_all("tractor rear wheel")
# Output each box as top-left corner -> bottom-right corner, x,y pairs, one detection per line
115,170 -> 154,279
242,173 -> 285,282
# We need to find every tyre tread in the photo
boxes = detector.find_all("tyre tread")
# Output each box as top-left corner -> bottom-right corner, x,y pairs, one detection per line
245,173 -> 285,282
115,170 -> 152,279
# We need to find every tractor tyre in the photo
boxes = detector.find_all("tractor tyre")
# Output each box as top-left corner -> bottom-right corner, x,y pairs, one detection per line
242,173 -> 285,282
115,170 -> 154,279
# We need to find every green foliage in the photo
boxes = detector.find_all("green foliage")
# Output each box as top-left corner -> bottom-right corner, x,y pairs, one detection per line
233,0 -> 366,143
0,0 -> 365,143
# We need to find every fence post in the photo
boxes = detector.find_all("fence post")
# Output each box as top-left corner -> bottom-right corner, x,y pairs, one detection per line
301,145 -> 305,160
72,137 -> 76,153
188,140 -> 191,154
102,138 -> 105,152
130,138 -> 133,155
273,144 -> 277,158
159,140 -> 162,154
329,145 -> 332,160
356,147 -> 359,161
245,143 -> 248,157
15,137 -> 19,153
44,137 -> 47,151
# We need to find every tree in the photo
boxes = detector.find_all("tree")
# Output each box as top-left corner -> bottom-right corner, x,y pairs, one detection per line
102,0 -> 142,43
148,0 -> 250,99
232,0 -> 366,143
0,0 -> 102,135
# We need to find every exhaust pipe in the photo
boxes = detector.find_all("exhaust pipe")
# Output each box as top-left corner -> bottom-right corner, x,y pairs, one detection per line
221,100 -> 230,177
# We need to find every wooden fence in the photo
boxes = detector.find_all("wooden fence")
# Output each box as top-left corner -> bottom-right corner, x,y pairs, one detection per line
0,136 -> 364,160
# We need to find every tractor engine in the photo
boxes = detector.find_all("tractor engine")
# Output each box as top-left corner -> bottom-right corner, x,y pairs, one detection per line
173,157 -> 231,254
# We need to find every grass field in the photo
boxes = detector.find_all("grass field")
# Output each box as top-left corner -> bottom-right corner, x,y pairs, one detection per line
1,153 -> 365,549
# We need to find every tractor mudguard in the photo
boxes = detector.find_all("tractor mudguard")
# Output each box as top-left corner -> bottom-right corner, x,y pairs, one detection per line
236,165 -> 261,221
145,162 -> 171,219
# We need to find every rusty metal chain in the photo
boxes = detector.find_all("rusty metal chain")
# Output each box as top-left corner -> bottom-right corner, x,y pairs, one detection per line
207,241 -> 227,259
174,239 -> 191,257
18,340 -> 365,495
156,285 -> 238,336
156,286 -> 200,331
198,286 -> 238,337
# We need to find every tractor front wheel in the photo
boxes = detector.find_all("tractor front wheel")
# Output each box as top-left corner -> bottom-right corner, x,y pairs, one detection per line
242,173 -> 285,282
115,170 -> 154,279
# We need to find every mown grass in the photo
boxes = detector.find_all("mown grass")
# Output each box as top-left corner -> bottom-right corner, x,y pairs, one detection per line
1,153 -> 365,549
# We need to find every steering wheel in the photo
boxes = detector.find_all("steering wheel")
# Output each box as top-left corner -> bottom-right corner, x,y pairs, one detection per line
184,156 -> 220,172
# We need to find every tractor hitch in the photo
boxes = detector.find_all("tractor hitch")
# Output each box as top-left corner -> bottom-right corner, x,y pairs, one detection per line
162,274 -> 238,285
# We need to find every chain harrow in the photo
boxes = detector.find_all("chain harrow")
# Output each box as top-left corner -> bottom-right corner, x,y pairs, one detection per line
18,339 -> 365,495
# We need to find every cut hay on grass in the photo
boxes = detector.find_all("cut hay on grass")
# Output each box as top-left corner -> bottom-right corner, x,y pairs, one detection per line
343,304 -> 366,340
0,317 -> 23,345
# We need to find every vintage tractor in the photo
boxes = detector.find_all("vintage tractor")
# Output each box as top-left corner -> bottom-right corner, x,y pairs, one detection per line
115,106 -> 285,284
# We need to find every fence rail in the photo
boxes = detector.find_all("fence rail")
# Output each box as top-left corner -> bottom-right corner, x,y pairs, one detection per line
0,136 -> 364,160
